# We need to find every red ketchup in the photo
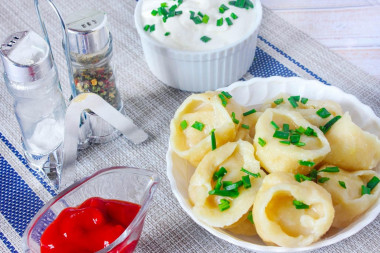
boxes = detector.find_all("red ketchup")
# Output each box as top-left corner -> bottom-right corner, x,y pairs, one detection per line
40,197 -> 141,253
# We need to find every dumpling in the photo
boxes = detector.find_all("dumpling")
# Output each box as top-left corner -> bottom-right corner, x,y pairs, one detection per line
323,112 -> 380,171
261,93 -> 343,127
253,172 -> 334,247
317,165 -> 380,228
170,91 -> 243,167
234,110 -> 262,143
254,108 -> 331,174
189,140 -> 265,227
224,209 -> 257,236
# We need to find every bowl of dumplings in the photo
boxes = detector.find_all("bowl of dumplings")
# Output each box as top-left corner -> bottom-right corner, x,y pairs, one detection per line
166,76 -> 380,252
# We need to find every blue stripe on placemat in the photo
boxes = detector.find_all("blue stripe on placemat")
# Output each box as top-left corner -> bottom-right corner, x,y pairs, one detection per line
0,132 -> 55,196
0,154 -> 44,237
258,35 -> 331,85
249,47 -> 297,78
0,232 -> 17,253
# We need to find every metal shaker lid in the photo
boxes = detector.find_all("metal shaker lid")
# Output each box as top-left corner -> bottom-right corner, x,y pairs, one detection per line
66,10 -> 110,55
0,31 -> 53,83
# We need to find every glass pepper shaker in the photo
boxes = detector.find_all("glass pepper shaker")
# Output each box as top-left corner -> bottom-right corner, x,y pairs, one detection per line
66,10 -> 124,144
0,31 -> 66,189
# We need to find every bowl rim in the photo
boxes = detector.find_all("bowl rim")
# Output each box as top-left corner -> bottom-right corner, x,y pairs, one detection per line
22,166 -> 160,253
166,76 -> 380,252
134,0 -> 263,55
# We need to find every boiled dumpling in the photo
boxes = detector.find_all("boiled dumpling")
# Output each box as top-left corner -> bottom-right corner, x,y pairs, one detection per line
170,91 -> 243,167
317,165 -> 380,228
323,112 -> 380,171
254,108 -> 330,174
234,110 -> 262,143
189,140 -> 265,227
253,172 -> 334,247
224,209 -> 257,236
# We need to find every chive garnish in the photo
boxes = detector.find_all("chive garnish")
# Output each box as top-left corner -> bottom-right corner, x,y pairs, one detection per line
243,108 -> 256,116
296,126 -> 306,134
241,124 -> 249,129
309,169 -> 318,180
231,112 -> 240,124
298,160 -> 315,167
301,97 -> 309,104
320,115 -> 342,134
293,200 -> 309,209
274,98 -> 284,105
288,96 -> 298,108
218,199 -> 231,211
242,175 -> 251,189
221,91 -> 232,99
283,124 -> 290,133
202,15 -> 209,24
316,108 -> 331,119
191,121 -> 205,131
226,17 -> 233,26
197,11 -> 203,17
367,176 -> 380,191
164,32 -> 171,36
294,174 -> 312,183
218,93 -> 227,107
290,133 -> 301,144
318,177 -> 330,183
215,177 -> 222,190
193,16 -> 202,24
219,4 -> 229,13
149,24 -> 156,32
319,166 -> 340,173
304,127 -> 317,137
222,181 -> 233,188
225,180 -> 243,191
209,189 -> 239,198
216,18 -> 223,26
361,185 -> 371,195
339,181 -> 346,189
180,120 -> 188,130
151,10 -> 158,16
291,95 -> 300,102
258,137 -> 266,147
295,142 -> 306,147
161,2 -> 167,7
247,211 -> 254,224
279,140 -> 290,145
200,35 -> 211,43
273,130 -> 289,139
213,167 -> 227,181
271,121 -> 279,130
231,13 -> 238,19
144,25 -> 150,31
241,168 -> 261,178
211,130 -> 216,150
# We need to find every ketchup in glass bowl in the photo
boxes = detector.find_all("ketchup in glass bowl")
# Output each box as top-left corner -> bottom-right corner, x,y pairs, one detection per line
23,167 -> 159,253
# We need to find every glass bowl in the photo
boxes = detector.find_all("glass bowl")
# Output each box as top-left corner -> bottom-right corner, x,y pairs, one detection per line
22,166 -> 159,252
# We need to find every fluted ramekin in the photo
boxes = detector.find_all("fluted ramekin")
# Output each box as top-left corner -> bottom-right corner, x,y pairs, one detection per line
134,0 -> 263,92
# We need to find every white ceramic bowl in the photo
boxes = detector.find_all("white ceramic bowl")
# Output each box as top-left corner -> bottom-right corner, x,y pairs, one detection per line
134,0 -> 263,92
166,76 -> 380,252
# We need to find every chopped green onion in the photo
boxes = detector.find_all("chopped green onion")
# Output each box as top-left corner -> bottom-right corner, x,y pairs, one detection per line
319,166 -> 340,173
218,93 -> 228,107
271,121 -> 279,130
213,167 -> 227,181
178,0 -> 183,5
243,108 -> 256,116
211,130 -> 216,151
309,169 -> 318,180
231,13 -> 238,19
149,24 -> 156,32
164,32 -> 171,36
361,185 -> 371,195
301,97 -> 309,104
291,95 -> 300,102
241,124 -> 249,129
290,133 -> 301,144
294,174 -> 312,183
283,124 -> 290,133
222,181 -> 233,188
221,91 -> 232,99
226,17 -> 233,26
144,25 -> 150,31
175,10 -> 183,15
180,120 -> 188,130
293,200 -> 309,209
193,16 -> 202,24
241,168 -> 261,178
161,2 -> 167,7
367,176 -> 380,191
242,175 -> 251,189
273,130 -> 289,140
202,15 -> 209,24
258,137 -> 266,147
339,181 -> 346,189
231,112 -> 240,124
218,199 -> 231,211
219,4 -> 229,13
215,177 -> 222,190
304,127 -> 317,137
279,140 -> 290,145
316,108 -> 331,119
216,18 -> 224,26
225,180 -> 243,191
295,142 -> 306,147
274,98 -> 284,105
320,115 -> 342,134
209,189 -> 239,198
288,96 -> 298,108
247,211 -> 254,224
197,11 -> 203,17
298,160 -> 315,167
151,10 -> 158,16
200,35 -> 211,43
191,121 -> 205,131
318,177 -> 330,183
189,10 -> 195,19
296,126 -> 306,134
236,0 -> 246,8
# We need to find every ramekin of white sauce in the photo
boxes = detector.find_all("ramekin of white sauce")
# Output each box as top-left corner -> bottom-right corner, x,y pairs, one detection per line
135,0 -> 262,92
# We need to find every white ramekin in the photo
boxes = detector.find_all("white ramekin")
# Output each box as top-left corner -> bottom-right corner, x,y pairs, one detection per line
134,0 -> 263,92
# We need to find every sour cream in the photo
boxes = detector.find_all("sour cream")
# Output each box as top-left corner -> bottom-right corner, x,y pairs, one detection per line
140,0 -> 258,51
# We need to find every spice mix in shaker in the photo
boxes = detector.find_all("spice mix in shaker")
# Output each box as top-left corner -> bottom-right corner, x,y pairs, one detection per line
66,10 -> 124,143
0,31 -> 66,188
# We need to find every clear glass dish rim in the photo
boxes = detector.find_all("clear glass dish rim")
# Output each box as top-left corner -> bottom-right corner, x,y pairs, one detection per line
22,166 -> 160,253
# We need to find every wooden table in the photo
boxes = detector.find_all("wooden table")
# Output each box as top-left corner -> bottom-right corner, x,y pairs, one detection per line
262,0 -> 380,80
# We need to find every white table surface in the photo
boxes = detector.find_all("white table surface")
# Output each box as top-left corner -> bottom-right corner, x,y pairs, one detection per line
262,0 -> 380,80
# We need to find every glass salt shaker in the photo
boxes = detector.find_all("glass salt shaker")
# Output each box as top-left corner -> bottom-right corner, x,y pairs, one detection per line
66,10 -> 124,144
0,31 -> 66,189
